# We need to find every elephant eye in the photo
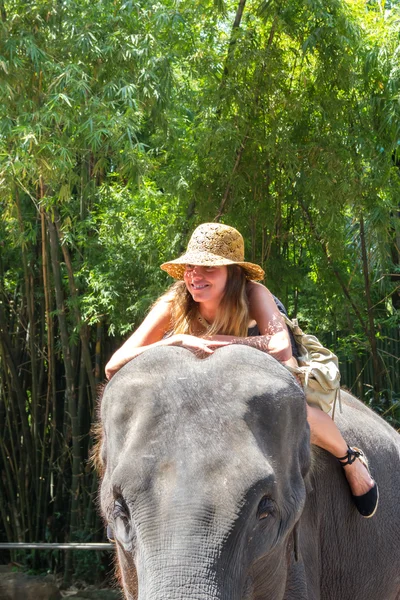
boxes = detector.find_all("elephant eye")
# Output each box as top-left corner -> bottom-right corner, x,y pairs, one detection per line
114,498 -> 129,521
257,496 -> 274,520
112,498 -> 133,547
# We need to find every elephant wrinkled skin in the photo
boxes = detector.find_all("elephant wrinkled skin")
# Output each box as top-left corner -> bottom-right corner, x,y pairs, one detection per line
98,345 -> 400,600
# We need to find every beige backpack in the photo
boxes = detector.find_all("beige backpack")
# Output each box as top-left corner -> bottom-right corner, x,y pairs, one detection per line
283,315 -> 342,418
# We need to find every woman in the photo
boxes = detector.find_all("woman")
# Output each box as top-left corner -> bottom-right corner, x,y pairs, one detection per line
105,222 -> 378,518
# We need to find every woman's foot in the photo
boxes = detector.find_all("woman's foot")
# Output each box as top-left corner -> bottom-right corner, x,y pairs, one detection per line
338,447 -> 379,518
341,452 -> 375,496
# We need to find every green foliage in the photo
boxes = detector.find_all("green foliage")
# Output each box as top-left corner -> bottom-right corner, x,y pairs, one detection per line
366,390 -> 400,431
0,0 -> 399,577
72,531 -> 105,584
79,182 -> 185,334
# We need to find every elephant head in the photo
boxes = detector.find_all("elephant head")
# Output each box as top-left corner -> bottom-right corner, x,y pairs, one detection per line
98,345 -> 310,600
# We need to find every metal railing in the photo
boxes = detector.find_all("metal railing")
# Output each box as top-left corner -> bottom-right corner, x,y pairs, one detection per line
0,543 -> 113,551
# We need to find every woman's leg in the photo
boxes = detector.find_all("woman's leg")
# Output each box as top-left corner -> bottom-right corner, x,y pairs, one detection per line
307,405 -> 374,496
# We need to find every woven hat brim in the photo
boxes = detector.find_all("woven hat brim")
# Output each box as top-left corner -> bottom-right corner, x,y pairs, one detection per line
160,250 -> 265,281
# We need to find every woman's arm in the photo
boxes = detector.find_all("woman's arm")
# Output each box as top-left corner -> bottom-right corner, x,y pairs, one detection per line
247,281 -> 293,362
105,297 -> 218,380
105,297 -> 171,379
204,282 -> 296,365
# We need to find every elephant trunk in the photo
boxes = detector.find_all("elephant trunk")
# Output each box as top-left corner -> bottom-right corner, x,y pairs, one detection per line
135,549 -> 243,600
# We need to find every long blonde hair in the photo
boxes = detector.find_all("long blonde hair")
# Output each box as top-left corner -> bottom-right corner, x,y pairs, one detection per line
161,265 -> 250,337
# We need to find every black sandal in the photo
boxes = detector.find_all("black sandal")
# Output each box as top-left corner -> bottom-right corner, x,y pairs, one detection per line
337,446 -> 379,518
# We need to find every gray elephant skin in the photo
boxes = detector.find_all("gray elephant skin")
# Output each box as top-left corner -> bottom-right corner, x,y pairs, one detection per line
98,345 -> 400,600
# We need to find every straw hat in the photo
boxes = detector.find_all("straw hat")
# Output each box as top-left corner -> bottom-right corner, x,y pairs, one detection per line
160,223 -> 265,281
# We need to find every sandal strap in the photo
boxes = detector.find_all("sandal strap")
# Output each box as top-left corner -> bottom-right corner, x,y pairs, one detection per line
337,446 -> 365,467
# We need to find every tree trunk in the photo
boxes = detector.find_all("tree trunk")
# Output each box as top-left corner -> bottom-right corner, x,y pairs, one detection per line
15,189 -> 38,480
219,0 -> 247,86
0,301 -> 34,467
0,0 -> 7,22
54,210 -> 96,402
36,207 -> 55,541
45,211 -> 81,553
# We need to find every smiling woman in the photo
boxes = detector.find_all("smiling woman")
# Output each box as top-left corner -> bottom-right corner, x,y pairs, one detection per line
184,264 -> 228,304
183,264 -> 230,328
105,222 -> 378,519
172,263 -> 255,340
105,222 -> 293,378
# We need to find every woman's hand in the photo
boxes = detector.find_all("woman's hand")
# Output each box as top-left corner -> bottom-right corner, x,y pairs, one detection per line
105,347 -> 144,380
165,334 -> 230,356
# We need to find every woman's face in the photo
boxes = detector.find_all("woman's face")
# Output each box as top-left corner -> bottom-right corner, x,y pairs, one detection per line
183,264 -> 228,305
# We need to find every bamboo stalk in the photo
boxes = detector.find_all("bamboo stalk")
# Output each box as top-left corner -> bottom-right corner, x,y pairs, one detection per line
45,211 -> 81,561
15,189 -> 38,462
54,211 -> 96,404
0,302 -> 34,465
0,437 -> 19,540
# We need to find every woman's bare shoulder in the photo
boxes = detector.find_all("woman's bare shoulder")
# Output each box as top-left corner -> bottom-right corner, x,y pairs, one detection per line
145,293 -> 173,324
246,281 -> 282,326
246,280 -> 273,301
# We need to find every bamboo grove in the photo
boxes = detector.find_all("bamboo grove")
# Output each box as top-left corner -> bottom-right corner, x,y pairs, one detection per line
0,0 -> 399,579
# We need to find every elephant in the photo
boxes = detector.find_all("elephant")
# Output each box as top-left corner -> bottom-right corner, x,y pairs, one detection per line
97,344 -> 400,600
